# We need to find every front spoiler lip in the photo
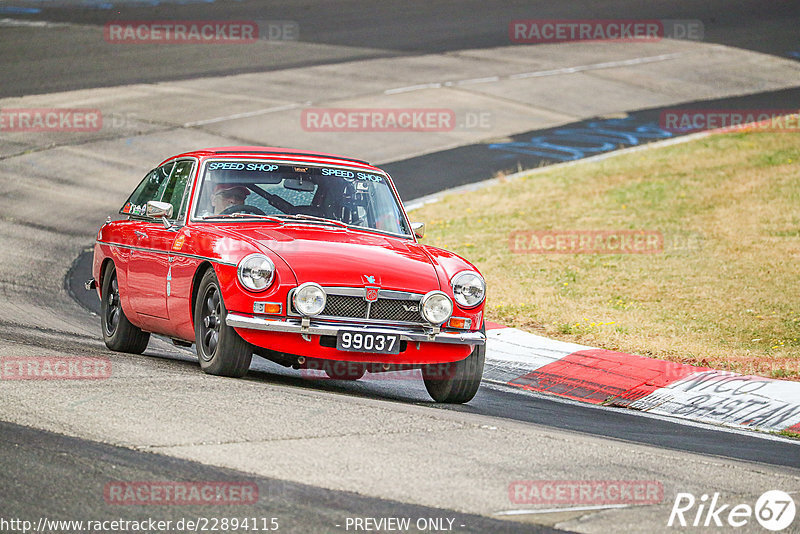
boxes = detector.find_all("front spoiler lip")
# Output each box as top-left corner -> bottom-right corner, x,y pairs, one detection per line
225,313 -> 485,346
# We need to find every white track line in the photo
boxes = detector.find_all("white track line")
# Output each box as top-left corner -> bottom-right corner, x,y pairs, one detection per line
452,75 -> 501,86
386,53 -> 684,95
384,82 -> 444,95
495,504 -> 631,516
183,53 -> 685,127
183,102 -> 308,128
509,53 -> 684,80
0,18 -> 69,28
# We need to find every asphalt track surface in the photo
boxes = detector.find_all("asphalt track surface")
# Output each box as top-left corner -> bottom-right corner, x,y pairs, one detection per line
0,0 -> 798,97
385,86 -> 800,199
1,421 -> 558,534
3,1 -> 800,532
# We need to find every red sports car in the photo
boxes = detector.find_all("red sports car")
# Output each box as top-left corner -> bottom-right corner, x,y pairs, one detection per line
88,147 -> 486,403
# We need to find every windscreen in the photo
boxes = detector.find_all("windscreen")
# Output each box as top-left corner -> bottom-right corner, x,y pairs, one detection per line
193,160 -> 410,236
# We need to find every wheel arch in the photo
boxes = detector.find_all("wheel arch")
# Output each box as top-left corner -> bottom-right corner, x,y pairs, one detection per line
190,261 -> 215,328
98,257 -> 115,298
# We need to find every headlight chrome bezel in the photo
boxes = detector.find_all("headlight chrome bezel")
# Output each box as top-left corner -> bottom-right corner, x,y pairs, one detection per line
420,290 -> 454,325
237,253 -> 276,292
451,271 -> 486,309
293,282 -> 327,317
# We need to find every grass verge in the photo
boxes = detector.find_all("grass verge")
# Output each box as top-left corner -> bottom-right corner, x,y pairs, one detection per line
778,430 -> 800,440
413,130 -> 800,379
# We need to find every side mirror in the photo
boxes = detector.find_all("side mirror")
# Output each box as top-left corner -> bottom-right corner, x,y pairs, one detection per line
411,222 -> 425,239
146,200 -> 173,219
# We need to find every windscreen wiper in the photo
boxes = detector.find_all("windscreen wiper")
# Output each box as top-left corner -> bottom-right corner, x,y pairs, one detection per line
202,213 -> 284,224
276,214 -> 349,228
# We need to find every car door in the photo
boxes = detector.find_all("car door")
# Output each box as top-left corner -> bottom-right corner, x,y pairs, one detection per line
116,162 -> 173,317
127,159 -> 195,320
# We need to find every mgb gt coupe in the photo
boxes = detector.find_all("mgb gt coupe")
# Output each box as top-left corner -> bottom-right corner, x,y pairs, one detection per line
88,147 -> 486,403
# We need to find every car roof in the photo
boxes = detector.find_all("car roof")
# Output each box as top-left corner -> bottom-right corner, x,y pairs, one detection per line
162,146 -> 377,169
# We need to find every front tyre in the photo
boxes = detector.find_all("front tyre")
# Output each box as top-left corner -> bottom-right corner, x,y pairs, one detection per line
195,269 -> 253,377
422,333 -> 485,404
100,262 -> 150,354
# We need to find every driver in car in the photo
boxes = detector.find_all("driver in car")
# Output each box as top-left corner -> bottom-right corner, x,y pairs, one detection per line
211,183 -> 250,214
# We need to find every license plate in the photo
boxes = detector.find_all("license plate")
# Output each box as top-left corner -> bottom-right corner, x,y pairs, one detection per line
336,331 -> 401,354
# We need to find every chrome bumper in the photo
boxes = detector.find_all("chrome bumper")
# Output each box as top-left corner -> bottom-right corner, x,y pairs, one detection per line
225,313 -> 485,346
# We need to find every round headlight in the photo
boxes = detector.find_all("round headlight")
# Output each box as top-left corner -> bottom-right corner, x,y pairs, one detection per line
293,282 -> 326,317
237,254 -> 275,292
420,291 -> 453,325
451,271 -> 486,308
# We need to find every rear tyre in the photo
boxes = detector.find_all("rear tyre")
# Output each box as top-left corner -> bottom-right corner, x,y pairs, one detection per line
100,262 -> 150,354
422,330 -> 485,403
195,269 -> 253,377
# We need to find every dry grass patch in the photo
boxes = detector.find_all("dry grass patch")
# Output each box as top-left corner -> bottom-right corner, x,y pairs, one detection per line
413,131 -> 800,379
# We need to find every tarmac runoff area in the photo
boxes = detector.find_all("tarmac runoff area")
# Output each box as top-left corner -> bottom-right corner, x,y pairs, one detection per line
1,39 -> 800,533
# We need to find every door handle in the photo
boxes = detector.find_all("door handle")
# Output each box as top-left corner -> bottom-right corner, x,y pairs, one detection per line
134,230 -> 148,239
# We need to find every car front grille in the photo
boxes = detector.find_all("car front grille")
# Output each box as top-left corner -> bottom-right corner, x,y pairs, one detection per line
369,297 -> 421,323
323,295 -> 368,319
290,289 -> 425,324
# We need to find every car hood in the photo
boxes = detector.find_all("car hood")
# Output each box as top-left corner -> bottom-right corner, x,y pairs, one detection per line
219,225 -> 440,291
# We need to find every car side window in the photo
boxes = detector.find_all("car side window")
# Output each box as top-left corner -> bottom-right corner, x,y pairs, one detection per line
160,160 -> 195,220
121,162 -> 175,216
